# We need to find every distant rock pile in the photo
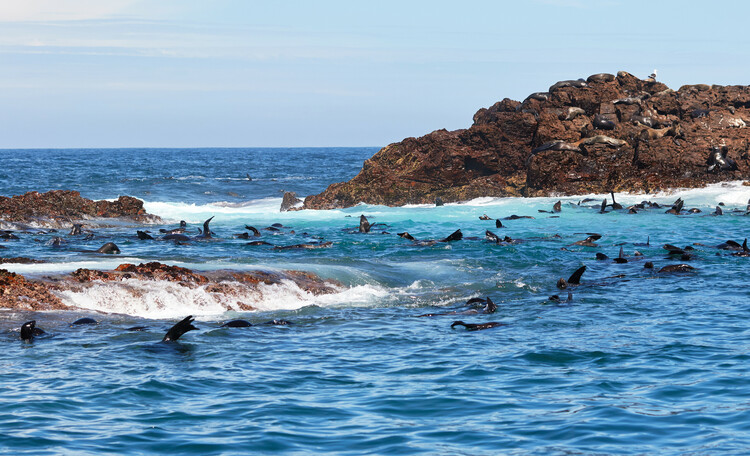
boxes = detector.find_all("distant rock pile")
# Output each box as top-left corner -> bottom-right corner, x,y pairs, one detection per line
303,71 -> 750,209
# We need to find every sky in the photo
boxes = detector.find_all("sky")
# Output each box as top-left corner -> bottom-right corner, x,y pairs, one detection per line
1,0 -> 749,148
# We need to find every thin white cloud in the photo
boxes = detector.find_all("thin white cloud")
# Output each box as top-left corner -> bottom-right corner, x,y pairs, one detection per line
0,0 -> 141,22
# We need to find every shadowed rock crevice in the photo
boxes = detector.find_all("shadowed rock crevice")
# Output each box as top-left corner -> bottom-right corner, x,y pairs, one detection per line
303,71 -> 750,209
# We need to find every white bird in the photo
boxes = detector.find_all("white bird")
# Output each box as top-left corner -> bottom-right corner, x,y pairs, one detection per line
648,69 -> 658,80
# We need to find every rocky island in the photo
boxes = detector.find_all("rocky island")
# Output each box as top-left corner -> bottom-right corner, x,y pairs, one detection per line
303,71 -> 750,209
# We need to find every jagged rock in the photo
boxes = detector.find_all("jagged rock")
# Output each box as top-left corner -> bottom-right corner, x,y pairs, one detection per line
0,190 -> 160,225
0,262 -> 342,311
304,71 -> 750,209
280,191 -> 303,212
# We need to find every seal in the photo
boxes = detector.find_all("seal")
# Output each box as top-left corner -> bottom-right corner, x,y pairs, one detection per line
557,265 -> 586,289
479,214 -> 492,220
665,198 -> 684,215
222,319 -> 252,328
359,215 -> 371,233
451,320 -> 506,331
273,241 -> 333,250
707,146 -> 737,172
586,73 -> 615,83
245,225 -> 261,237
549,79 -> 588,92
137,230 -> 154,240
196,217 -> 215,239
163,233 -> 190,242
525,92 -> 551,102
160,221 -> 187,235
97,242 -> 120,254
69,223 -> 84,235
397,232 -> 415,241
593,114 -> 616,130
20,320 -> 45,341
162,315 -> 197,342
71,317 -> 97,325
571,234 -> 601,247
614,246 -> 628,264
631,115 -> 658,128
658,264 -> 695,273
485,230 -> 500,243
610,192 -> 623,210
441,229 -> 463,242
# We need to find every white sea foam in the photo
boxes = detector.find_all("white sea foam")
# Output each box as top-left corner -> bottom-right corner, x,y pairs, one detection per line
51,278 -> 390,320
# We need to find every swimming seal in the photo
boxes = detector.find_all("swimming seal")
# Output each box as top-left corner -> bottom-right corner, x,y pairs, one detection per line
137,230 -> 154,240
222,319 -> 252,328
273,241 -> 333,250
162,316 -> 198,342
614,246 -> 628,264
359,215 -> 371,233
610,192 -> 623,210
451,321 -> 506,331
196,217 -> 215,239
553,201 -> 562,213
160,221 -> 187,235
665,198 -> 684,215
71,317 -> 97,325
658,264 -> 695,273
397,232 -> 415,241
557,265 -> 586,289
20,320 -> 45,341
441,230 -> 463,242
245,225 -> 261,237
69,223 -> 84,235
571,234 -> 601,247
97,242 -> 120,254
479,214 -> 492,220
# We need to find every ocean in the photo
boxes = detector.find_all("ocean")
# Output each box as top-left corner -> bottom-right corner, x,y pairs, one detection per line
2,147 -> 750,455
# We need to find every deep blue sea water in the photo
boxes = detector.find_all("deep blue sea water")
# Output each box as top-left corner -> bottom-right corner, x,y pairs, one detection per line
2,147 -> 750,455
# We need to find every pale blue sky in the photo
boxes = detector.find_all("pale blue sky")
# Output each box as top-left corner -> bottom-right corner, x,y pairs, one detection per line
0,0 -> 747,148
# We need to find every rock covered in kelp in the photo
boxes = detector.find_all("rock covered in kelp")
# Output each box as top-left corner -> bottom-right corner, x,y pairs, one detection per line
303,71 -> 750,208
0,190 -> 160,225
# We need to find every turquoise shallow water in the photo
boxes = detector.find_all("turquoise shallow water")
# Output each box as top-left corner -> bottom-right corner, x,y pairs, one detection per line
1,148 -> 750,455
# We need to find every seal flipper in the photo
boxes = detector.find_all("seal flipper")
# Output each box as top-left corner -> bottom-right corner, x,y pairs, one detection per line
245,225 -> 261,237
567,265 -> 586,285
137,230 -> 154,240
600,199 -> 607,214
614,246 -> 628,263
202,217 -> 215,238
162,316 -> 198,342
482,297 -> 497,314
441,229 -> 463,242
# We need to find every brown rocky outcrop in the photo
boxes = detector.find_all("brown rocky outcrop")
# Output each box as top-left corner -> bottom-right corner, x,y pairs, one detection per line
0,262 -> 342,311
0,190 -> 160,225
304,71 -> 750,209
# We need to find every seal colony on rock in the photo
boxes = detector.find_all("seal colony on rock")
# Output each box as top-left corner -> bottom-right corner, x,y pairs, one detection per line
302,71 -> 750,209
